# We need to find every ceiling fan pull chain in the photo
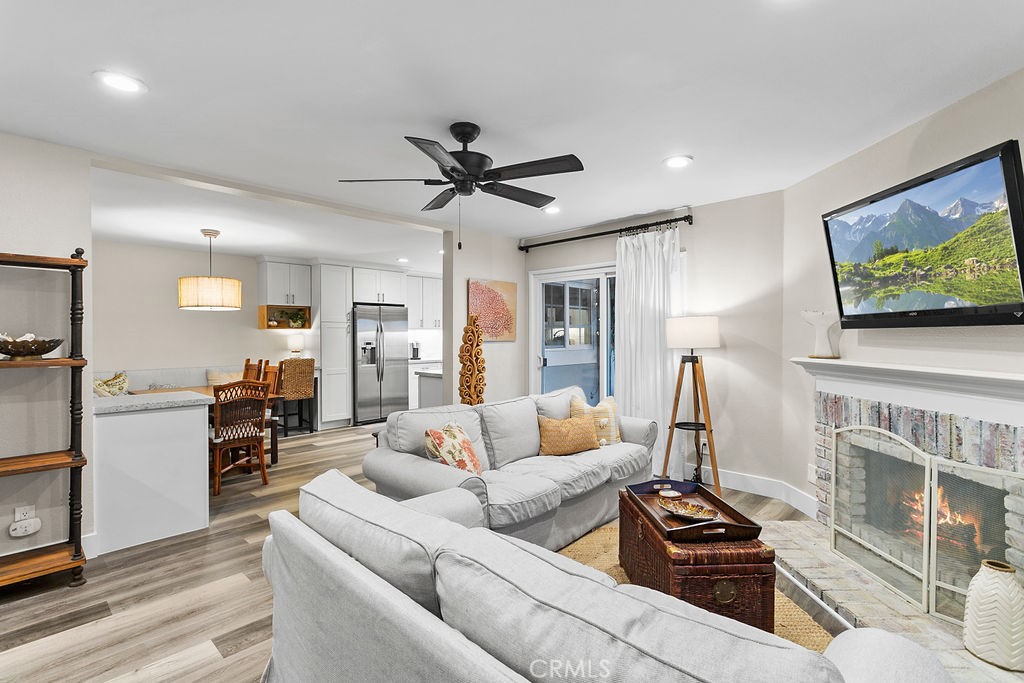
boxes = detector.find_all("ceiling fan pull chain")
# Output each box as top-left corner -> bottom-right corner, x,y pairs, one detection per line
458,196 -> 463,250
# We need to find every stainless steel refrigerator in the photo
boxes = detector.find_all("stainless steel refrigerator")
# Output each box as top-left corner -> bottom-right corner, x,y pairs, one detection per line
353,303 -> 409,424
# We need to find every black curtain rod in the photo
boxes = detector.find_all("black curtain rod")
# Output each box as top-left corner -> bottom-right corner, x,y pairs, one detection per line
517,214 -> 693,252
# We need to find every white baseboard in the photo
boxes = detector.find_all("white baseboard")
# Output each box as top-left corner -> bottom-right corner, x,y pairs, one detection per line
697,465 -> 818,518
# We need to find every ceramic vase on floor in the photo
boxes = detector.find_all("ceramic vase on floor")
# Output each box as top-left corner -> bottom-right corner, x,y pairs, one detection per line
963,559 -> 1024,671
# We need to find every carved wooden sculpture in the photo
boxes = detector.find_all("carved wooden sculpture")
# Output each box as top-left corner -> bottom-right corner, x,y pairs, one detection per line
459,314 -> 486,405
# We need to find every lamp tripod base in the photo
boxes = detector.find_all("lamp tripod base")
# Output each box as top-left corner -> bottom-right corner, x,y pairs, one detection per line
660,354 -> 721,496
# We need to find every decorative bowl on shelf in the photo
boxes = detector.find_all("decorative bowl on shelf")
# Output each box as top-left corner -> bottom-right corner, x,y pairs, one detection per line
657,497 -> 719,522
0,338 -> 64,360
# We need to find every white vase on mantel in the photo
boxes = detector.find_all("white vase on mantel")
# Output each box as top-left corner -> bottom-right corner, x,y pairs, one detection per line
800,310 -> 841,359
963,559 -> 1024,671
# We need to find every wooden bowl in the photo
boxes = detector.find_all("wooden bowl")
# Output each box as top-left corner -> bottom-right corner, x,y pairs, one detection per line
0,338 -> 63,360
657,497 -> 719,522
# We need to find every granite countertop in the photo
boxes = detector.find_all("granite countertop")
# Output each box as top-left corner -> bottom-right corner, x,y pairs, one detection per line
415,369 -> 443,378
94,391 -> 215,415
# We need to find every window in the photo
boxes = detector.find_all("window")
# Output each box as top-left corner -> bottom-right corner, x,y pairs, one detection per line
544,281 -> 597,349
543,283 -> 565,347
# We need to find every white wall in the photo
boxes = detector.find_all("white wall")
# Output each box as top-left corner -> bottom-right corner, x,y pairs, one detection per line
781,67 -> 1024,496
442,227 -> 529,403
0,132 -> 94,556
92,240 -> 296,372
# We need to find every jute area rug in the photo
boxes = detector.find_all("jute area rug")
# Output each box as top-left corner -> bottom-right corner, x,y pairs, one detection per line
558,525 -> 833,653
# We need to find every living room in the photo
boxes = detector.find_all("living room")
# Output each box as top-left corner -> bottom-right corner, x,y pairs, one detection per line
3,2 -> 1024,681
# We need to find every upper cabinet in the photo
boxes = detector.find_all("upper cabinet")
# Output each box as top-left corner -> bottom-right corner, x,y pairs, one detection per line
352,267 -> 406,305
320,264 -> 351,322
261,262 -> 311,306
406,275 -> 443,329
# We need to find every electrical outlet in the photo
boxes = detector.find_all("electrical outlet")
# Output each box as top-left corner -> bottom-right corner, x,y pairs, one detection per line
9,518 -> 41,537
14,505 -> 34,522
807,464 -> 817,484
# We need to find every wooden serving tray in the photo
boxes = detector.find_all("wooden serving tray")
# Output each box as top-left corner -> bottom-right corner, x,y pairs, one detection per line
625,479 -> 762,543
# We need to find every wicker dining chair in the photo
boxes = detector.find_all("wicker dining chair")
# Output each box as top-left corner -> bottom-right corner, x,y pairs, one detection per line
242,357 -> 265,381
210,380 -> 270,495
280,357 -> 316,436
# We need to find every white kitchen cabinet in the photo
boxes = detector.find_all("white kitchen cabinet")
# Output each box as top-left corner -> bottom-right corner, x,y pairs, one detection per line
352,267 -> 406,304
320,321 -> 352,422
407,276 -> 424,328
320,264 -> 351,322
405,275 -> 442,329
261,262 -> 311,306
421,277 -> 443,328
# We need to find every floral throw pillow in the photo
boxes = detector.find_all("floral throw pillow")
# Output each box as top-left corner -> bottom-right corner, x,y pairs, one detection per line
570,396 -> 621,446
425,422 -> 483,475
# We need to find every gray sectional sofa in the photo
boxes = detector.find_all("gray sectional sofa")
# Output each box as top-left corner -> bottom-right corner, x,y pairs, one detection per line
362,386 -> 658,550
260,470 -> 952,683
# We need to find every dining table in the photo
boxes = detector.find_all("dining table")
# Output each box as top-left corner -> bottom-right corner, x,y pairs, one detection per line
130,385 -> 283,466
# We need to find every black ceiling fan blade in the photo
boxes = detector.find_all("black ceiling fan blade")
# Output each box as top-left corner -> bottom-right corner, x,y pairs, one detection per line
478,182 -> 555,208
483,154 -> 583,182
338,178 -> 450,185
405,136 -> 468,177
422,188 -> 458,211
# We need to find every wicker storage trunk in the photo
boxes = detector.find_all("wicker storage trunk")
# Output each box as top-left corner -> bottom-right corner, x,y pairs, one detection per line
618,490 -> 776,632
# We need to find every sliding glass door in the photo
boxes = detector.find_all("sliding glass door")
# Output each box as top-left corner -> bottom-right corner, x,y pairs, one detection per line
531,266 -> 615,405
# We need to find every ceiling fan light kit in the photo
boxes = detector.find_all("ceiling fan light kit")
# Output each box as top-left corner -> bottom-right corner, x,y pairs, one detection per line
339,121 -> 583,212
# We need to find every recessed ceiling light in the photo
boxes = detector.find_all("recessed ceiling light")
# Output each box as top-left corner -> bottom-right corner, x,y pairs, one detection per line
664,155 -> 694,169
397,257 -> 409,263
92,70 -> 148,94
543,206 -> 561,215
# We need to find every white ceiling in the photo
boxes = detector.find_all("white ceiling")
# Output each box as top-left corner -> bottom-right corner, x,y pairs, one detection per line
5,1 -> 1024,242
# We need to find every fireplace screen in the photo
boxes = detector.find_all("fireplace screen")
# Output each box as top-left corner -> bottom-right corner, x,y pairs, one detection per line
831,426 -> 1024,623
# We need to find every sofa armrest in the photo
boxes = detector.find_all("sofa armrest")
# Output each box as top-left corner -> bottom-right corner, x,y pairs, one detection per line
620,415 -> 658,452
823,628 -> 952,683
362,446 -> 487,506
401,488 -> 485,528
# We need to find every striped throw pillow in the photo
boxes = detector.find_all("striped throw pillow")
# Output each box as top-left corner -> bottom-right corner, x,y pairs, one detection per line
570,396 -> 621,446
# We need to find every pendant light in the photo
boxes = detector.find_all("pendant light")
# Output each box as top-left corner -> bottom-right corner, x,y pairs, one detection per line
178,229 -> 242,310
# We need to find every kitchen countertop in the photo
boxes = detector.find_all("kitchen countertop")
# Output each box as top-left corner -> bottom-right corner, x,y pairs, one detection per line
94,391 -> 214,415
409,358 -> 442,364
415,369 -> 443,378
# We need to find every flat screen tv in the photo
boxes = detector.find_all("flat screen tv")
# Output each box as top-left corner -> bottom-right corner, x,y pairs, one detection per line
822,140 -> 1024,329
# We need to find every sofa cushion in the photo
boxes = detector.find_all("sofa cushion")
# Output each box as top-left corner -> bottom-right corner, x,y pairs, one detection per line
480,469 -> 561,528
426,422 -> 484,475
570,395 -> 622,445
569,441 -> 649,482
387,405 -> 491,470
435,529 -> 844,683
530,385 -> 586,419
537,415 -> 600,456
475,397 -> 541,469
298,469 -> 465,616
499,455 -> 609,501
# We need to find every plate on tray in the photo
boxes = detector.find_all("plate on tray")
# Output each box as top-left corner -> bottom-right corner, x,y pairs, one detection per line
657,497 -> 720,522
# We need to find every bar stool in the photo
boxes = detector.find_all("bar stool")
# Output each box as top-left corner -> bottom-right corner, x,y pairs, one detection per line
280,358 -> 316,436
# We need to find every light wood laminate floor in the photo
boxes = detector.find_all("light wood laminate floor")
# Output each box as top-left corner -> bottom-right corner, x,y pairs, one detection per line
0,430 -> 802,682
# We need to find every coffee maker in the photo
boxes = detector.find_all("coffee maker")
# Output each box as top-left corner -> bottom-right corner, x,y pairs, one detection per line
410,341 -> 420,360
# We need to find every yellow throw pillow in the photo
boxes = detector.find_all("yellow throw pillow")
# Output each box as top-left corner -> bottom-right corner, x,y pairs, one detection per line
93,371 -> 129,397
425,422 -> 483,475
538,415 -> 600,456
570,396 -> 621,446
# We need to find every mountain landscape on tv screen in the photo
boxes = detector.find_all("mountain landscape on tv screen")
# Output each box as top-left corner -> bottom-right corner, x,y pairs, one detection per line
827,160 -> 1021,315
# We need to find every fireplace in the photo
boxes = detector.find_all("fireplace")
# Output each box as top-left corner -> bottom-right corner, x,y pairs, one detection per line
831,426 -> 1024,622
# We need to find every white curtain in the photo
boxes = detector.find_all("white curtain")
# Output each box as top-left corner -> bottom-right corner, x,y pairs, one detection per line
614,228 -> 683,477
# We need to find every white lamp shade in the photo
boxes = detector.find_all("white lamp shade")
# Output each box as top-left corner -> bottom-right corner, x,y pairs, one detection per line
287,334 -> 305,353
666,316 -> 720,350
178,276 -> 242,311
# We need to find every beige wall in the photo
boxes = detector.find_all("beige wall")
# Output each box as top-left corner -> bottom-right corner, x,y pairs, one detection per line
0,132 -> 94,556
781,67 -> 1024,496
92,240 -> 294,373
442,227 -> 529,403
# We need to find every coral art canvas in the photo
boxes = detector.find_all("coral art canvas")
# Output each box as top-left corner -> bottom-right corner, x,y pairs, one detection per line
468,278 -> 517,342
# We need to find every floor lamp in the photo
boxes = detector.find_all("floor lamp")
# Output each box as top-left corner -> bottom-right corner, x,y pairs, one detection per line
661,316 -> 722,495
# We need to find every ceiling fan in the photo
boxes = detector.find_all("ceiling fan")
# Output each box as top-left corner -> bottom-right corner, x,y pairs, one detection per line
338,122 -> 583,211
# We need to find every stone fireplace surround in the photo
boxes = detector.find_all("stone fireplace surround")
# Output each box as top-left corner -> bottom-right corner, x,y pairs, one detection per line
785,358 -> 1024,681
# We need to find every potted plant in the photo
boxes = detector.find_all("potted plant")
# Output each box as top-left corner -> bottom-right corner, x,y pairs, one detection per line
288,309 -> 307,328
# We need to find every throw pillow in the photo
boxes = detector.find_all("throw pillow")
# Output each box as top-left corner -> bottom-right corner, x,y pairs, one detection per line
570,396 -> 622,446
538,415 -> 600,456
207,369 -> 243,386
148,383 -> 180,390
425,422 -> 484,475
93,371 -> 128,397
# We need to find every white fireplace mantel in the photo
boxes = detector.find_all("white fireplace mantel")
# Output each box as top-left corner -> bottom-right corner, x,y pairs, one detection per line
791,357 -> 1024,425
